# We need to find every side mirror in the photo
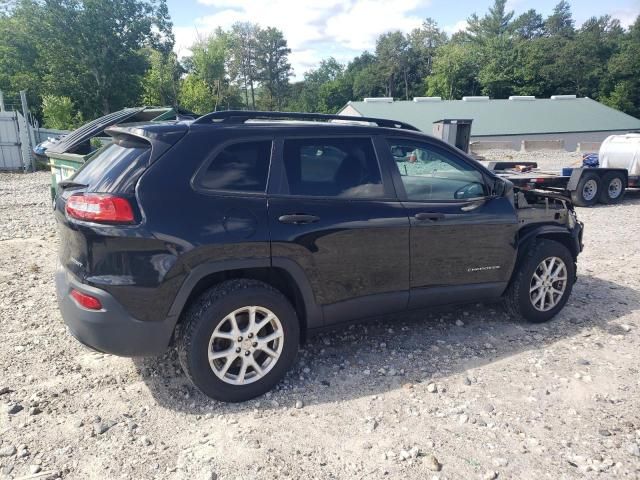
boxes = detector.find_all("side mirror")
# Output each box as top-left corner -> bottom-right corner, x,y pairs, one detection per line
492,178 -> 507,197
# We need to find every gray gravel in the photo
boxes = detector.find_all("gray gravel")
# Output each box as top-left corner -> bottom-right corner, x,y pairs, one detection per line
1,168 -> 639,479
480,148 -> 585,173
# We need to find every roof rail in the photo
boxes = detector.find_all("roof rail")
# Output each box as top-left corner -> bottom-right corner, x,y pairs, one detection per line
191,110 -> 420,132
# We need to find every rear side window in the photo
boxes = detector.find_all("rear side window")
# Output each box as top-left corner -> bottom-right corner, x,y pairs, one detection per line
71,142 -> 150,193
282,137 -> 383,198
198,140 -> 272,192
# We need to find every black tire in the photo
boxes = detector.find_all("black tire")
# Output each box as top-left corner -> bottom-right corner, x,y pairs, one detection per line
598,171 -> 626,204
503,239 -> 575,323
177,279 -> 300,402
570,171 -> 601,207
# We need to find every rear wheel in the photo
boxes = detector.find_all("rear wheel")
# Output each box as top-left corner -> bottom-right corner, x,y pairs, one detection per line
177,279 -> 300,402
503,239 -> 575,323
570,171 -> 600,207
598,171 -> 626,204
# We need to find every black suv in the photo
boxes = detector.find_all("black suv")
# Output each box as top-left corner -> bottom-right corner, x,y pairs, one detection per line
55,111 -> 583,402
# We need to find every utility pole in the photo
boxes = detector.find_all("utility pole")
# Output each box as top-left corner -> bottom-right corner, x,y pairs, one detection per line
0,90 -> 5,112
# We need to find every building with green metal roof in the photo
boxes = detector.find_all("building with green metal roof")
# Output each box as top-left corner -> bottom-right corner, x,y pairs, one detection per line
338,96 -> 640,151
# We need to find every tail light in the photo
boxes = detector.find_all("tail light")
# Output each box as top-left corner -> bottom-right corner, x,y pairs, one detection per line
66,194 -> 134,223
70,289 -> 102,310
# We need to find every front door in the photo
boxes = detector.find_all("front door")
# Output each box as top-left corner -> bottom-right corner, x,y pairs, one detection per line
382,137 -> 519,308
267,135 -> 410,325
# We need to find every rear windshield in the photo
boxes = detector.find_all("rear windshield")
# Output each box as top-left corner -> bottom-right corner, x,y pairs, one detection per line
71,142 -> 151,193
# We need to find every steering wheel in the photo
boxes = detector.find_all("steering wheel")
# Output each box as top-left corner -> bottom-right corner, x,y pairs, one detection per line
454,182 -> 485,200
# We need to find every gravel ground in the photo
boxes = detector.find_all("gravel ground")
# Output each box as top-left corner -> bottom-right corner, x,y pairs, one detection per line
1,158 -> 640,480
478,149 -> 584,173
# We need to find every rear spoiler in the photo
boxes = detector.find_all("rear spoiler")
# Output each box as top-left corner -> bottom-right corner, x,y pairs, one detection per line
105,123 -> 188,164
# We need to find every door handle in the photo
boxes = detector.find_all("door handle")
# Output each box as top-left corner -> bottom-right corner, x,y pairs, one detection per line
278,214 -> 320,225
414,212 -> 445,221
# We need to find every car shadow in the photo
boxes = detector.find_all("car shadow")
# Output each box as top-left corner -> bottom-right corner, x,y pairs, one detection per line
133,274 -> 638,413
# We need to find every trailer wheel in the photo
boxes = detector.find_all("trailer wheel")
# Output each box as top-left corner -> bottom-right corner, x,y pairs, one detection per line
598,171 -> 626,204
571,172 -> 600,207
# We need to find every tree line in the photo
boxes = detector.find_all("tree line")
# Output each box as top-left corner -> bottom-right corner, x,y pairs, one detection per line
0,0 -> 639,129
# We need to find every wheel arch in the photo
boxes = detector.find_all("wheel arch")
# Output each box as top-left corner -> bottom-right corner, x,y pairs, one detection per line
167,258 -> 322,342
514,225 -> 580,281
503,229 -> 577,323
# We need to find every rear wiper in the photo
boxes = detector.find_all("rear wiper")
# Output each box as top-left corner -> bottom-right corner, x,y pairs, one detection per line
57,180 -> 87,190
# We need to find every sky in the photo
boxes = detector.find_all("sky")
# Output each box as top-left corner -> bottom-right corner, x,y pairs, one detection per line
167,0 -> 640,80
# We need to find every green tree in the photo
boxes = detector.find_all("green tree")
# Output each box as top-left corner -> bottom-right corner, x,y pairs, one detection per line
478,36 -> 517,97
512,9 -> 545,39
0,1 -> 46,113
188,29 -> 232,110
463,1 -> 518,98
351,65 -> 384,99
545,1 -> 575,37
346,52 -> 384,100
426,42 -> 480,99
4,0 -> 639,123
297,58 -> 345,112
141,49 -> 182,107
317,78 -> 352,113
41,94 -> 81,129
228,22 -> 259,108
375,31 -> 410,98
566,16 -> 624,98
466,0 -> 514,42
408,18 -> 448,95
178,76 -> 216,114
255,27 -> 292,110
601,17 -> 640,116
40,0 -> 174,117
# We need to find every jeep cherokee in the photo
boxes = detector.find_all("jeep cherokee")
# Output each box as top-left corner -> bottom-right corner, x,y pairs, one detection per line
54,111 -> 583,402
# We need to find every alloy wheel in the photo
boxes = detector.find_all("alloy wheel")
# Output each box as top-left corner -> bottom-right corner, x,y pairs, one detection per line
529,256 -> 568,312
207,306 -> 284,385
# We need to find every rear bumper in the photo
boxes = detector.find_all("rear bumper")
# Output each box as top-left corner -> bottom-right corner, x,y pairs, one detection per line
55,265 -> 176,357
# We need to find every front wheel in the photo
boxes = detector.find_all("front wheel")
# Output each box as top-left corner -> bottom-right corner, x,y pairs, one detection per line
503,239 -> 575,323
177,279 -> 300,402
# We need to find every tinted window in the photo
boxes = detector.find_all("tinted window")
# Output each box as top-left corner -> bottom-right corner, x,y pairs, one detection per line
199,140 -> 271,192
71,142 -> 150,193
388,139 -> 486,201
282,137 -> 383,198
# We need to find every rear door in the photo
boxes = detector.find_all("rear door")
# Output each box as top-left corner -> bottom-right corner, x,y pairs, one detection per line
382,136 -> 518,308
267,135 -> 410,326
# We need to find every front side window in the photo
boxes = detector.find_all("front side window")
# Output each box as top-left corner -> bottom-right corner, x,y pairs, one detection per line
388,139 -> 487,201
198,140 -> 272,192
282,137 -> 383,198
